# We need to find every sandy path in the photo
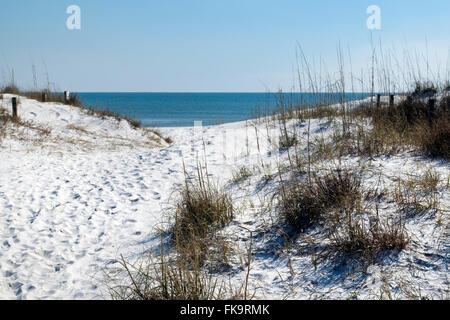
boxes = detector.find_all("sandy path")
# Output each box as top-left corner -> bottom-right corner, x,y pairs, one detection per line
0,142 -> 190,299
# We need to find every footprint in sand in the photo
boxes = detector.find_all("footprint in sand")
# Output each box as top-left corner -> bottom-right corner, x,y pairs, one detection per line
10,282 -> 23,297
5,270 -> 16,278
139,183 -> 148,190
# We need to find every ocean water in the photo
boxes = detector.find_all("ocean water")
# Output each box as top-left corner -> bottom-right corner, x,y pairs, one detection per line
76,92 -> 370,127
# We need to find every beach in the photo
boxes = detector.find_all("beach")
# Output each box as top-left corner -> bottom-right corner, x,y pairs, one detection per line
0,93 -> 448,299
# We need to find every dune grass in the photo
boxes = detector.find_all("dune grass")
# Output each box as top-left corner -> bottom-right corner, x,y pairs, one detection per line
107,248 -> 228,300
172,164 -> 234,266
278,167 -> 362,232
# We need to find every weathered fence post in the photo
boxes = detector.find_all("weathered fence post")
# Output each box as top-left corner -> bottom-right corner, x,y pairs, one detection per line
41,92 -> 47,102
428,98 -> 436,126
376,94 -> 381,109
64,91 -> 70,104
12,97 -> 18,120
389,94 -> 395,107
428,98 -> 436,112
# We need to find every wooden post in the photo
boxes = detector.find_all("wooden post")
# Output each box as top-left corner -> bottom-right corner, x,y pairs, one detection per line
428,98 -> 436,111
41,92 -> 47,102
12,97 -> 18,120
376,94 -> 381,109
64,91 -> 70,104
389,94 -> 395,107
428,98 -> 436,125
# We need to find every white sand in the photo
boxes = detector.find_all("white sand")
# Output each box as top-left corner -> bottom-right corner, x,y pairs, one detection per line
0,94 -> 448,299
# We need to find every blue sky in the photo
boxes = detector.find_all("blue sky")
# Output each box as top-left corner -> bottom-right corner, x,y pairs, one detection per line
0,0 -> 449,92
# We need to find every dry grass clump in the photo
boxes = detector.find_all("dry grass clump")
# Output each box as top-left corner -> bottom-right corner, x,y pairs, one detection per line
279,183 -> 323,232
172,165 -> 234,265
1,84 -> 20,94
355,91 -> 450,159
279,132 -> 298,150
0,108 -> 9,123
107,165 -> 239,300
419,116 -> 450,159
279,167 -> 362,232
393,169 -> 441,216
164,136 -> 174,144
279,166 -> 409,261
66,124 -> 89,134
85,105 -> 142,128
315,85 -> 449,160
106,239 -> 250,300
0,108 -> 10,142
299,105 -> 343,121
312,168 -> 362,211
107,246 -> 229,300
230,165 -> 253,184
15,119 -> 52,136
146,128 -> 173,144
419,167 -> 441,192
0,105 -> 52,145
328,213 -> 409,262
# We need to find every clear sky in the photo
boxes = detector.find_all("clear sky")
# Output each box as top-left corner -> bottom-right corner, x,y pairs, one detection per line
0,0 -> 449,92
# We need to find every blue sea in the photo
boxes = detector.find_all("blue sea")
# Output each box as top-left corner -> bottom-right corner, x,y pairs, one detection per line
76,92 -> 370,127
